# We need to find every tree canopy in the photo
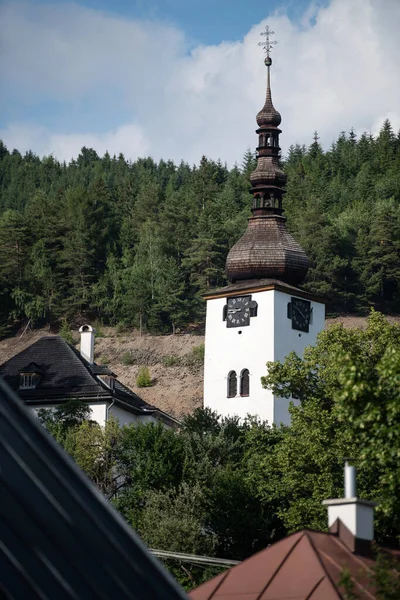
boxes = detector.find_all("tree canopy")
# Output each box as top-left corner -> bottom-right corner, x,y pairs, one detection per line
1,121 -> 400,333
41,313 -> 400,590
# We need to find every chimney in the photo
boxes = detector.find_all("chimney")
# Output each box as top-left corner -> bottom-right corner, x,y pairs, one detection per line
323,462 -> 377,547
79,325 -> 96,364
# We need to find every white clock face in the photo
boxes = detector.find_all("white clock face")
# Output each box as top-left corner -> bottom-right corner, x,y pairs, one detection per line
226,296 -> 251,328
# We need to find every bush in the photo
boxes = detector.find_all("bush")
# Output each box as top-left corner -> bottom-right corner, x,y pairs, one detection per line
115,322 -> 128,335
136,366 -> 152,388
162,355 -> 181,367
122,352 -> 134,366
184,344 -> 205,367
59,320 -> 75,345
93,322 -> 105,338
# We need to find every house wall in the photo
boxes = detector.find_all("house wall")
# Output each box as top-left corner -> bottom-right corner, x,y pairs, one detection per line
31,402 -> 108,427
31,402 -> 164,429
273,290 -> 325,425
204,288 -> 325,425
109,404 -> 158,427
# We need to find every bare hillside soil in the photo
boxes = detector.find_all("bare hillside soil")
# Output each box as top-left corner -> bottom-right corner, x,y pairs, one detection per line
1,315 -> 399,419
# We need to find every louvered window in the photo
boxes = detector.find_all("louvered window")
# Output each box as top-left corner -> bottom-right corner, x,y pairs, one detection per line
19,373 -> 37,389
240,369 -> 250,396
227,371 -> 237,398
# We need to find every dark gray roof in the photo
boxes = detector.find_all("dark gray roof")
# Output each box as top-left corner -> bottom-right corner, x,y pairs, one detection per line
204,278 -> 327,304
0,336 -> 179,426
0,377 -> 188,600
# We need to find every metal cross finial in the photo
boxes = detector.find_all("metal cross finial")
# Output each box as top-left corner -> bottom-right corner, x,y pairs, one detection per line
258,25 -> 277,57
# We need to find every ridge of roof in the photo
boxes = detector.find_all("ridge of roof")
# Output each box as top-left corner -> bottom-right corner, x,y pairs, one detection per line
189,527 -> 385,600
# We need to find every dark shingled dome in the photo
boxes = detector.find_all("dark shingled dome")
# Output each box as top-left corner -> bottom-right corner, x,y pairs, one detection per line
256,87 -> 281,128
226,215 -> 309,285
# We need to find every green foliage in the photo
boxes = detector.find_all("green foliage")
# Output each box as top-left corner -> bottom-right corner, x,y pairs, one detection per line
184,343 -> 205,367
2,122 -> 399,329
121,351 -> 134,366
59,320 -> 75,345
372,550 -> 400,600
136,366 -> 152,387
161,354 -> 182,367
260,311 -> 400,544
39,387 -> 400,592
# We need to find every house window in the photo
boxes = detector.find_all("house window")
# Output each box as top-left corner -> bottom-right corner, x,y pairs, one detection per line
19,373 -> 36,389
227,371 -> 237,398
98,375 -> 115,391
240,369 -> 250,396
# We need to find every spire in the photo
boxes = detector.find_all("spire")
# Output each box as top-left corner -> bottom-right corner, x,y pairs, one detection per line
256,27 -> 281,128
225,27 -> 309,285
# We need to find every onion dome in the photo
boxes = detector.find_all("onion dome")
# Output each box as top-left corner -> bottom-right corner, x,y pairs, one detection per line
256,57 -> 282,128
225,215 -> 309,284
225,30 -> 309,286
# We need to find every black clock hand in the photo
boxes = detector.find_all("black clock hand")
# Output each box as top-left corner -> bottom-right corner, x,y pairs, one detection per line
295,306 -> 307,320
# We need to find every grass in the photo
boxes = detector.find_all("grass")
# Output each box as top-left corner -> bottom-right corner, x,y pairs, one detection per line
161,354 -> 182,367
122,351 -> 134,366
184,343 -> 205,367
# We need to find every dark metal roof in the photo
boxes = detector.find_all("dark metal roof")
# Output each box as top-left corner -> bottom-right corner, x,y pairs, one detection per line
189,527 -> 382,600
0,336 -> 179,426
0,378 -> 188,600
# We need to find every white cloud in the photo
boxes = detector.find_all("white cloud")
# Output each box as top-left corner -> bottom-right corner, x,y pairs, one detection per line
0,122 -> 151,163
0,0 -> 399,165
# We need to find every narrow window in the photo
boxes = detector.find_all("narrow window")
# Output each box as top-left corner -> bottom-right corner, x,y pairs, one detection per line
223,304 -> 227,321
240,369 -> 250,396
19,373 -> 35,389
227,371 -> 237,398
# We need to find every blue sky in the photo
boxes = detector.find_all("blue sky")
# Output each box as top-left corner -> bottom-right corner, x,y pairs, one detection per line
27,0 -> 316,46
0,0 -> 399,165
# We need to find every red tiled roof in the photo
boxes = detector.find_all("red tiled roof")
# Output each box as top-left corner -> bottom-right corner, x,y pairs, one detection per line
189,528 -> 377,600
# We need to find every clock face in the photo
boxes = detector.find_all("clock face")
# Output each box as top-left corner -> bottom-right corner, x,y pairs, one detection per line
226,296 -> 251,328
291,297 -> 311,333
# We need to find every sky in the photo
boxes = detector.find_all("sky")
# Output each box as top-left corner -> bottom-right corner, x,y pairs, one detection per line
0,0 -> 399,166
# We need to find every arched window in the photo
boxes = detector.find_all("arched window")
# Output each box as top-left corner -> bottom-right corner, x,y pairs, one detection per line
240,369 -> 250,396
227,371 -> 237,398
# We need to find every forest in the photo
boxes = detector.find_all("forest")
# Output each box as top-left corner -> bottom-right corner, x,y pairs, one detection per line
0,119 -> 399,334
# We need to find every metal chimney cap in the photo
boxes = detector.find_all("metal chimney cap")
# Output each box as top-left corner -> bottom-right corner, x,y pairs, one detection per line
79,324 -> 96,334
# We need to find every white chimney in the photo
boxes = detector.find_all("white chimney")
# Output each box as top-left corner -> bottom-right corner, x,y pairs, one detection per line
322,462 -> 377,541
79,325 -> 96,365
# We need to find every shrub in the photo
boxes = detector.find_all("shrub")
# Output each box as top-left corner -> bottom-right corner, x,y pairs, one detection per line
115,322 -> 128,335
184,344 -> 205,367
122,352 -> 134,366
162,355 -> 181,367
136,366 -> 152,388
59,320 -> 75,345
93,322 -> 105,338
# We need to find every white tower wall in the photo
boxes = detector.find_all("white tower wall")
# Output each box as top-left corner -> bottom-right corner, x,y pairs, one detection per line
203,287 -> 325,425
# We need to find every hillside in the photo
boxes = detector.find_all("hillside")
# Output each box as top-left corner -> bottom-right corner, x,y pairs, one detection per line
1,126 -> 400,337
2,314 -> 400,419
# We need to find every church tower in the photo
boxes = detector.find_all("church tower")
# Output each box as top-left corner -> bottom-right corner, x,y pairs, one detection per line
203,27 -> 325,425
